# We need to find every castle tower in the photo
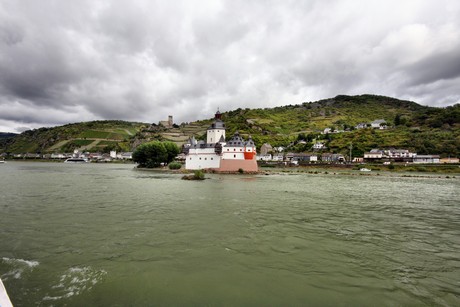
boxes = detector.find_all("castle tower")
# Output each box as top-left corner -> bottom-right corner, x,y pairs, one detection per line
168,115 -> 173,127
206,110 -> 226,144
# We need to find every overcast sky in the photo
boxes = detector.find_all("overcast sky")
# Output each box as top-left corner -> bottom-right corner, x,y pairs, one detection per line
1,0 -> 459,132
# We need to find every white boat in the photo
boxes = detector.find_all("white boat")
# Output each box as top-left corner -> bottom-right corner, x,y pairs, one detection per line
360,168 -> 371,172
0,160 -> 5,164
64,158 -> 88,163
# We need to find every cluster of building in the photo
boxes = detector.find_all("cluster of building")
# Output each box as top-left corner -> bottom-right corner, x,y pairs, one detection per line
363,149 -> 458,164
255,145 -> 457,165
257,152 -> 345,164
7,150 -> 133,162
323,119 -> 388,134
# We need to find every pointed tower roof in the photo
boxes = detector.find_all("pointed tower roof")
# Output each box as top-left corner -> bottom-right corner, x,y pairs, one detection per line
245,135 -> 255,147
208,109 -> 225,130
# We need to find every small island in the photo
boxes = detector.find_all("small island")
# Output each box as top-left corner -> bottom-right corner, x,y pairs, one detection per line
181,170 -> 205,180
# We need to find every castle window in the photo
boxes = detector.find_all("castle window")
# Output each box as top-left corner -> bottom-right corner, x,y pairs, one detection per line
234,154 -> 236,158
199,157 -> 202,160
234,148 -> 236,151
205,158 -> 207,160
240,149 -> 242,151
211,158 -> 213,160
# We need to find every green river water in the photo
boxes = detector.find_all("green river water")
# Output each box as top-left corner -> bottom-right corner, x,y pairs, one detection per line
0,162 -> 459,306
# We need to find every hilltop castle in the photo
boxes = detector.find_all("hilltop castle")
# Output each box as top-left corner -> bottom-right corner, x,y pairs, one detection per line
159,115 -> 173,128
183,110 -> 258,172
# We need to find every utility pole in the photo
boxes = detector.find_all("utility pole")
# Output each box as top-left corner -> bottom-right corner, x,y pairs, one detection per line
349,142 -> 353,164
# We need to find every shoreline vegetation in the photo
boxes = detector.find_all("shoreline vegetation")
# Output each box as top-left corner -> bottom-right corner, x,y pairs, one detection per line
134,163 -> 459,178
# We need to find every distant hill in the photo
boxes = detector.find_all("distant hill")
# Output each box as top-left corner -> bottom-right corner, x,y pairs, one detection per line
1,95 -> 459,157
0,132 -> 17,139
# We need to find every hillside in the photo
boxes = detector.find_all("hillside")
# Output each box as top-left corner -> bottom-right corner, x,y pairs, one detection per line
1,95 -> 459,157
0,132 -> 18,139
1,120 -> 147,154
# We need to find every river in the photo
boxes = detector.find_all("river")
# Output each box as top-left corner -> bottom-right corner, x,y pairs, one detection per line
0,162 -> 459,306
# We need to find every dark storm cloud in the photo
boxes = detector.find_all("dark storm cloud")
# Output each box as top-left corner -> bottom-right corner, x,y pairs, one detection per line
407,49 -> 460,86
0,0 -> 459,132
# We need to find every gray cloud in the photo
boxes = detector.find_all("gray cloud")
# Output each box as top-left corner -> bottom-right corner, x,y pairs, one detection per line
0,0 -> 459,132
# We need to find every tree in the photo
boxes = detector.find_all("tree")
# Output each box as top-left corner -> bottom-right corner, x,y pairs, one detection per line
163,141 -> 180,163
394,114 -> 401,126
132,141 -> 178,168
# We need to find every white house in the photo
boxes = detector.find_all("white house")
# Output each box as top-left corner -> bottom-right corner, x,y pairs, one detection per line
312,142 -> 326,150
413,155 -> 440,164
385,149 -> 416,159
364,149 -> 384,159
371,119 -> 387,129
257,154 -> 272,161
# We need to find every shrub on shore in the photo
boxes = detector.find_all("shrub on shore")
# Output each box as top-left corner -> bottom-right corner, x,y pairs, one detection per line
168,162 -> 182,170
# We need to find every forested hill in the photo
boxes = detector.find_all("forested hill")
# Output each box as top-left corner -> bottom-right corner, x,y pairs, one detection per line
1,95 -> 459,157
0,132 -> 17,139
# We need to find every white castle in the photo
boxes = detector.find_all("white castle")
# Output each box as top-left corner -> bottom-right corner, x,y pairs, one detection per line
183,110 -> 258,172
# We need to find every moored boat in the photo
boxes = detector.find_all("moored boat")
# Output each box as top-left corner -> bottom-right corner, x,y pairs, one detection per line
64,158 -> 88,163
360,168 -> 371,172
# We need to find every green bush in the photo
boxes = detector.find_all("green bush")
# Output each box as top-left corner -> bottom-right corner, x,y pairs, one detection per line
168,162 -> 182,170
193,170 -> 205,180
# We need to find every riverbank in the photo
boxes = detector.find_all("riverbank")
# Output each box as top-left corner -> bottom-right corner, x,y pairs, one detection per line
259,162 -> 460,174
133,164 -> 458,179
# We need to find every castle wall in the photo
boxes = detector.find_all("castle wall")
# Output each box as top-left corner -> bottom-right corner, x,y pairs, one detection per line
218,158 -> 258,172
185,148 -> 221,170
222,147 -> 245,159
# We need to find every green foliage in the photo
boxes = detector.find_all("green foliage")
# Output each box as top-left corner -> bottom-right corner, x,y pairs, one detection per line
193,170 -> 205,180
132,141 -> 179,168
78,130 -> 127,140
61,140 -> 94,152
168,162 -> 182,170
163,142 -> 180,163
